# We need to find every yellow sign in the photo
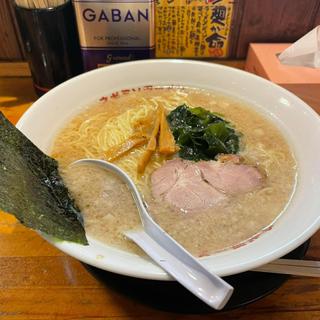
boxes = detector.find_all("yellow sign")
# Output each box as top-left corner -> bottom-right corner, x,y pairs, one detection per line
155,0 -> 234,58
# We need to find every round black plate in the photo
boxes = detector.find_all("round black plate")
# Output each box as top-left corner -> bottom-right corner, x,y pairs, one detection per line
84,240 -> 310,313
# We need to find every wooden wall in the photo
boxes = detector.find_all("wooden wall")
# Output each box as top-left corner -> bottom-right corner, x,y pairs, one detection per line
230,0 -> 320,58
0,0 -> 24,61
1,0 -> 320,61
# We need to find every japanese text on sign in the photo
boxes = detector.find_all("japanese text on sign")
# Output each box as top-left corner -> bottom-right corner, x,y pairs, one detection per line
156,0 -> 233,58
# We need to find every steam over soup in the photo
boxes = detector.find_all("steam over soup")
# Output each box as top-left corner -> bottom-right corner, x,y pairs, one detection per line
51,87 -> 296,257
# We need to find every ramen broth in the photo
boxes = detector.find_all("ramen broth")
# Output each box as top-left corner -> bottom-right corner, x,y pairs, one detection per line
51,87 -> 296,256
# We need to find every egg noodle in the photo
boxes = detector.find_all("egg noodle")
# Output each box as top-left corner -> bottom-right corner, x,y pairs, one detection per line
52,91 -> 187,189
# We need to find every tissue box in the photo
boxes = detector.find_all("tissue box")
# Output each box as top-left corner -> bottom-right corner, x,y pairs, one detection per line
245,43 -> 320,113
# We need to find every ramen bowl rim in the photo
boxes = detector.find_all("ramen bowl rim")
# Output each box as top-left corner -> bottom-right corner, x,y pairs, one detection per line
16,59 -> 320,279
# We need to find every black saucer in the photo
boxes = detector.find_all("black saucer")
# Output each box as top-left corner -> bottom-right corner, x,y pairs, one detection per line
84,240 -> 310,313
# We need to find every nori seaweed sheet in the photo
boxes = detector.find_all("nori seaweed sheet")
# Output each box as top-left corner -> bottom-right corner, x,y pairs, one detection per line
0,112 -> 88,245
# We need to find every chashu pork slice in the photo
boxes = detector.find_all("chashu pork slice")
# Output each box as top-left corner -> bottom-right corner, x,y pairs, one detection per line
151,158 -> 264,212
162,162 -> 227,211
151,158 -> 187,198
197,161 -> 263,195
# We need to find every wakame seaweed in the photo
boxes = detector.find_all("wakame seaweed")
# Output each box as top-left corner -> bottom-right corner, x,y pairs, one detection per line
167,105 -> 240,161
0,112 -> 88,245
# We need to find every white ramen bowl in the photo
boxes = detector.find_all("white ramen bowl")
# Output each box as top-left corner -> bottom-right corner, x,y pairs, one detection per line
17,59 -> 320,280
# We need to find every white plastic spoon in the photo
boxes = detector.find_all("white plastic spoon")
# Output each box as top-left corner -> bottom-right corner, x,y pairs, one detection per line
72,159 -> 234,310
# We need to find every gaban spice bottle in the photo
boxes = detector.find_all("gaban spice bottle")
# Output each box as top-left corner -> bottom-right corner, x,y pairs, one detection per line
72,0 -> 155,71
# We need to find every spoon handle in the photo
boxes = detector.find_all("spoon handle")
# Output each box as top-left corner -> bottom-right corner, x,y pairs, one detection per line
117,162 -> 233,310
125,228 -> 233,310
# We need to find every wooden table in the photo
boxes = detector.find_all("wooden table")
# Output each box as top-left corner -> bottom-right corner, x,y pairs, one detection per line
0,62 -> 319,320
